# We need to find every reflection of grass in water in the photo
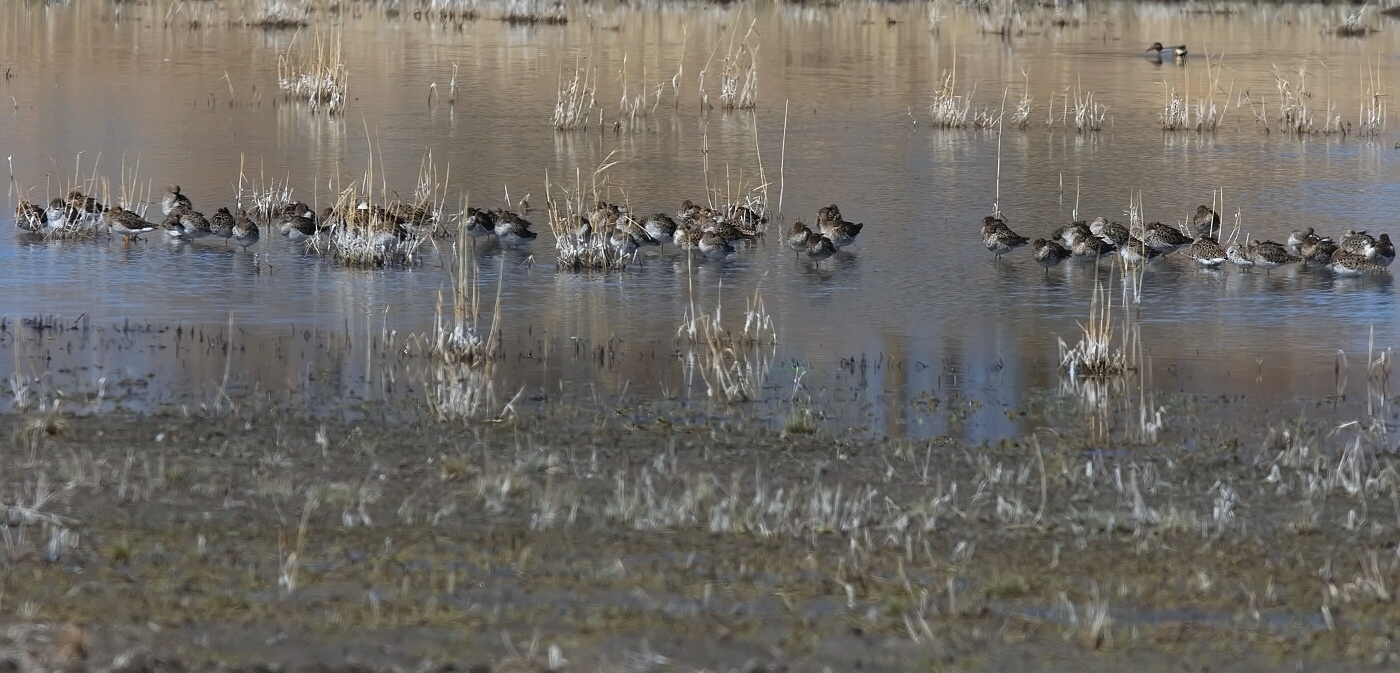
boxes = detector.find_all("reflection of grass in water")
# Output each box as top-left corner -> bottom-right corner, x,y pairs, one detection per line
1334,5 -> 1373,37
783,366 -> 817,435
502,0 -> 567,25
677,277 -> 777,403
422,238 -> 519,422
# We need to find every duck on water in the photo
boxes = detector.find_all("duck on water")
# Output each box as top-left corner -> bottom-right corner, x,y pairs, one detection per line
1146,42 -> 1188,63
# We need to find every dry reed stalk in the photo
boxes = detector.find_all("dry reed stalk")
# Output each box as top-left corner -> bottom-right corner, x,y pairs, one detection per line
778,100 -> 789,213
277,28 -> 348,115
1272,64 -> 1342,136
1070,80 -> 1107,133
718,19 -> 759,110
1358,54 -> 1387,137
1159,54 -> 1231,132
552,53 -> 596,130
115,153 -> 150,217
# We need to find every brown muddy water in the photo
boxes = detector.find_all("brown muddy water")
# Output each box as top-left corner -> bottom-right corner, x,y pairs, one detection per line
3,1 -> 1400,671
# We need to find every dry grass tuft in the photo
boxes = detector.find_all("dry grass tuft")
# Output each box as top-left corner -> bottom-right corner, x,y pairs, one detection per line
12,413 -> 71,454
552,53 -> 596,131
927,67 -> 997,129
975,0 -> 1026,36
1058,275 -> 1138,379
247,0 -> 310,29
1159,55 -> 1230,133
1271,65 -> 1342,136
718,20 -> 759,110
1071,87 -> 1107,133
235,155 -> 295,221
276,28 -> 348,115
306,186 -> 429,268
502,0 -> 567,25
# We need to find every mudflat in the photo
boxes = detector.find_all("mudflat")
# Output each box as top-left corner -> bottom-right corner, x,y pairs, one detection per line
1,386 -> 1396,672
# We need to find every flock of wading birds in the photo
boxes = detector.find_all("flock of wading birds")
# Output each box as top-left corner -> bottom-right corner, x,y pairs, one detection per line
983,205 -> 1396,277
15,186 -> 1394,278
13,185 -> 513,249
12,185 -> 871,263
564,201 -> 863,262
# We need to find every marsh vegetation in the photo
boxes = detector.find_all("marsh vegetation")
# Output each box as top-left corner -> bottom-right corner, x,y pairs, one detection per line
6,0 -> 1400,670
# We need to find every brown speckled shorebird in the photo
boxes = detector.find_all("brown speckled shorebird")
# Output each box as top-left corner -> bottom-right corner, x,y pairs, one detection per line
1032,238 -> 1070,275
1330,248 -> 1385,276
805,231 -> 837,265
210,207 -> 235,244
1186,235 -> 1227,268
981,215 -> 1028,259
787,221 -> 813,257
104,206 -> 156,242
232,211 -> 260,250
162,185 -> 193,216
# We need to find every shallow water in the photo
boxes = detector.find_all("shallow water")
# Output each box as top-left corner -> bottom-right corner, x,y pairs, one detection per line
4,0 -> 1400,437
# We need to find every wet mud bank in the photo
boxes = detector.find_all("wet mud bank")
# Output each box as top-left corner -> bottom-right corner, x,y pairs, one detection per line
0,389 -> 1398,672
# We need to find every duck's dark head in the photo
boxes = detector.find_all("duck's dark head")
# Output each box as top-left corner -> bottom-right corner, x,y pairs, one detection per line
1147,42 -> 1165,52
